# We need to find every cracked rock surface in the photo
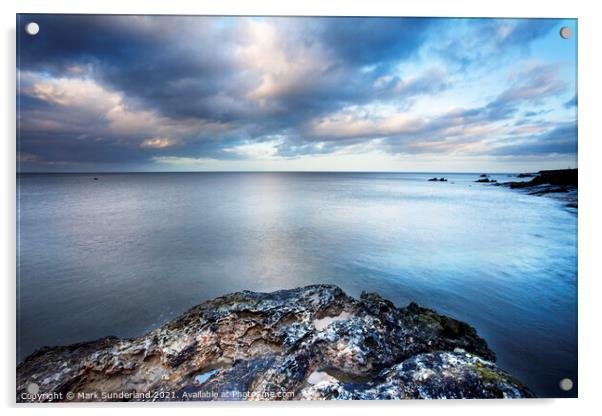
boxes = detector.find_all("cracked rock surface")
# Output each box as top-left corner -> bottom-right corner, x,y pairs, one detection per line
17,285 -> 533,401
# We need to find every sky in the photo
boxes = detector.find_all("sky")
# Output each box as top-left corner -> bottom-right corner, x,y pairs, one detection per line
17,15 -> 577,173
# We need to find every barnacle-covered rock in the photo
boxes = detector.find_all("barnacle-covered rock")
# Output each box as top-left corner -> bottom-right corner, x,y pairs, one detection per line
16,285 -> 533,401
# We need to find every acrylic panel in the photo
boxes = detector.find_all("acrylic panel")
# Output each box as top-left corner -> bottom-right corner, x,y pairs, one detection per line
16,14 -> 578,402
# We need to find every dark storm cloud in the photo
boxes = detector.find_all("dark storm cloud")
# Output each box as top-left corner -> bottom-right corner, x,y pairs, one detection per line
17,15 -> 576,170
316,17 -> 434,67
19,15 -> 251,122
19,15 -> 437,123
18,15 -> 444,167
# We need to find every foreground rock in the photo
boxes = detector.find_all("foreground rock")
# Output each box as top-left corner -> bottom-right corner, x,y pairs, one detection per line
17,285 -> 533,401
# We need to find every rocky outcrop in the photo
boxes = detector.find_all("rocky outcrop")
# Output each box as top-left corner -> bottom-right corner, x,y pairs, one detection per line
17,285 -> 533,401
507,169 -> 576,190
499,169 -> 577,209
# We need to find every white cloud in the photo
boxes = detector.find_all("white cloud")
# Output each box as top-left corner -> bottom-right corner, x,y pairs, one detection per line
20,71 -> 231,144
24,75 -> 120,112
308,108 -> 424,139
236,20 -> 333,104
140,137 -> 176,149
151,156 -> 220,167
223,139 -> 282,159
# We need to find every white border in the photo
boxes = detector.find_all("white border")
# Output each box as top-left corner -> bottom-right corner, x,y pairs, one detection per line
3,1 -> 601,415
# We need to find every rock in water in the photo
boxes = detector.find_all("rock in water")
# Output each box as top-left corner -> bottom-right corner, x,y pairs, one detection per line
16,285 -> 533,401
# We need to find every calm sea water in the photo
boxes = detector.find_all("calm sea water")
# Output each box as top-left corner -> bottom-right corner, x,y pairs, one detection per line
16,172 -> 577,397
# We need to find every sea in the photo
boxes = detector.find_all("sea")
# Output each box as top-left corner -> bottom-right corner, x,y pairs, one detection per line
16,172 -> 578,397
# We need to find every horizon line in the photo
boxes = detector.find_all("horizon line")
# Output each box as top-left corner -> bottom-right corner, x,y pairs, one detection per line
16,169 -> 576,175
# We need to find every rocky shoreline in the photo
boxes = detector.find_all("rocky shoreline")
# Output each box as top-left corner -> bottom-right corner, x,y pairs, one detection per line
17,285 -> 533,401
477,169 -> 578,209
504,169 -> 577,209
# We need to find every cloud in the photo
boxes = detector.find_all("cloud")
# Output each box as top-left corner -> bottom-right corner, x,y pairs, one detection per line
564,94 -> 578,108
432,19 -> 559,71
16,15 -> 576,171
495,62 -> 566,104
18,71 -> 235,165
152,156 -> 218,166
307,109 -> 424,140
295,60 -> 570,158
21,72 -> 121,117
223,140 -> 282,159
372,67 -> 450,98
492,122 -> 577,156
238,20 -> 332,104
140,137 -> 176,149
316,17 -> 435,67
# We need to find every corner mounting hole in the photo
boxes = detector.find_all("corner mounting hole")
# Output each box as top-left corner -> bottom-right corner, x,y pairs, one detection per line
25,22 -> 39,36
559,27 -> 572,39
27,382 -> 39,395
559,378 -> 573,391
